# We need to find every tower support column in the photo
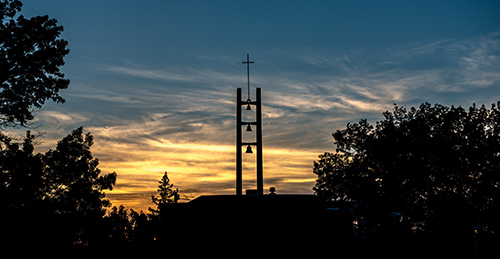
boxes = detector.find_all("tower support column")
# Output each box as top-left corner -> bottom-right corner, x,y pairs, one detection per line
256,88 -> 263,195
236,88 -> 242,195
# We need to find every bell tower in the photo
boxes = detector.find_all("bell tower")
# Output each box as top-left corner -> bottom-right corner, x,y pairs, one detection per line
236,54 -> 263,195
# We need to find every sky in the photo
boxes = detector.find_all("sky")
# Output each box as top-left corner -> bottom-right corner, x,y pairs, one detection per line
16,0 -> 500,212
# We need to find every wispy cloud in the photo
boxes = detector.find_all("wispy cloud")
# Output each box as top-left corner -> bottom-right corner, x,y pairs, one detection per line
102,64 -> 244,88
457,31 -> 500,89
40,110 -> 88,123
25,31 -> 500,211
102,66 -> 196,82
283,32 -> 498,107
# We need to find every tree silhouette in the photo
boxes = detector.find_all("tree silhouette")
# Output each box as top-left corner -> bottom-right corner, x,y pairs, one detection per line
0,130 -> 44,210
314,102 -> 500,243
149,171 -> 179,215
43,127 -> 116,244
105,205 -> 133,247
103,205 -> 157,251
0,0 -> 69,127
1,127 -> 116,250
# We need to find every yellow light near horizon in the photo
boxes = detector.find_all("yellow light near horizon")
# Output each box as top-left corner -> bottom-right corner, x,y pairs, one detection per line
147,139 -> 234,152
91,136 -> 321,212
281,178 -> 317,183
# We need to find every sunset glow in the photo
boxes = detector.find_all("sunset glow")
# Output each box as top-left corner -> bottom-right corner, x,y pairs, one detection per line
16,0 -> 500,212
94,137 -> 322,212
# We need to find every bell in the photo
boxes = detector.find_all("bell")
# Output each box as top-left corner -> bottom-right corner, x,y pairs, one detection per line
246,124 -> 252,131
245,145 -> 253,153
246,99 -> 252,110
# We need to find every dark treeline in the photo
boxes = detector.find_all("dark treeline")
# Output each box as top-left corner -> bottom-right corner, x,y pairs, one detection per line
0,0 -> 177,254
102,172 -> 179,252
1,128 -> 118,252
0,126 -> 177,253
314,102 -> 500,258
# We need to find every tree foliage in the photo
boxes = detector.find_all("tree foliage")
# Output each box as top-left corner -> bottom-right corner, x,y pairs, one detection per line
1,127 -> 116,249
43,127 -> 117,217
0,1 -> 174,252
149,171 -> 179,215
0,130 -> 44,209
0,127 -> 179,252
104,205 -> 157,248
100,172 -> 182,252
0,0 -> 69,126
314,102 -> 500,237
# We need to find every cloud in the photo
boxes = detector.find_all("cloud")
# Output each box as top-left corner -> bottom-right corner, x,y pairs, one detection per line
457,32 -> 500,89
102,64 -> 245,88
40,110 -> 88,123
102,66 -> 196,82
70,92 -> 145,104
22,31 -> 500,211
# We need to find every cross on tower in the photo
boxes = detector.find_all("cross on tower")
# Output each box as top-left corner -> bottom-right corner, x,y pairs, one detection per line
242,54 -> 254,101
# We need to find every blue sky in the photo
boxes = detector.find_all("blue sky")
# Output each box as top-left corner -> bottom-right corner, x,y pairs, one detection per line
18,0 -> 500,211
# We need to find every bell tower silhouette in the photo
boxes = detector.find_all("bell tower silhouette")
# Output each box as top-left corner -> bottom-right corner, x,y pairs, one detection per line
236,54 -> 263,195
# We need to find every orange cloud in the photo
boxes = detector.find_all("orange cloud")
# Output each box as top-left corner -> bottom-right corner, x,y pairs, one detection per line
90,135 -> 321,212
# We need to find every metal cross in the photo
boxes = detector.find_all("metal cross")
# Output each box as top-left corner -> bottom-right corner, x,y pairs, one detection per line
242,54 -> 254,100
